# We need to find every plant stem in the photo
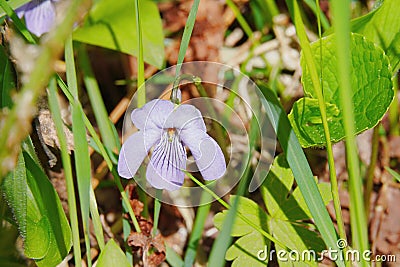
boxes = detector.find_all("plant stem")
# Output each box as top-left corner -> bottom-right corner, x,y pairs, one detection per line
292,1 -> 348,262
183,189 -> 212,266
315,1 -> 348,264
389,73 -> 399,136
152,189 -> 162,237
331,0 -> 369,263
364,125 -> 380,220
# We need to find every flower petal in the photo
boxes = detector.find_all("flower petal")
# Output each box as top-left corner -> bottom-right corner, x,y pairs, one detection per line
165,104 -> 206,131
118,130 -> 160,178
16,1 -> 29,17
23,0 -> 56,36
181,130 -> 226,180
131,99 -> 174,130
146,132 -> 187,191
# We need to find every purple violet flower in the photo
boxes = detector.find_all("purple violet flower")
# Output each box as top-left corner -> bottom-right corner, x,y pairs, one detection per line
118,99 -> 226,191
16,0 -> 57,37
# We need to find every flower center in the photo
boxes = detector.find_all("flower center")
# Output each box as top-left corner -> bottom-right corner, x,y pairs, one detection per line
167,128 -> 176,142
150,128 -> 187,184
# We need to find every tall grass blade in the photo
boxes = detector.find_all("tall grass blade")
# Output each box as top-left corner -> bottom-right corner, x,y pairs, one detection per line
65,36 -> 92,267
89,185 -> 105,250
286,0 -> 347,264
48,78 -> 82,267
77,45 -> 120,152
175,0 -> 200,77
260,87 -> 345,267
330,1 -> 369,264
183,192 -> 212,266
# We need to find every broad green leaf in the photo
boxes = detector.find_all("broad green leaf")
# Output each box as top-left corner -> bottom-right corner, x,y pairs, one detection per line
260,154 -> 294,217
3,151 -> 51,259
225,231 -> 268,267
2,151 -> 72,266
270,219 -> 322,266
350,0 -> 400,70
0,45 -> 16,108
24,152 -> 72,267
289,33 -> 393,147
282,183 -> 332,221
214,192 -> 327,266
324,0 -> 400,70
214,155 -> 332,266
2,153 -> 31,255
0,222 -> 26,267
262,155 -> 332,221
261,155 -> 329,266
214,196 -> 268,237
214,196 -> 269,267
96,239 -> 131,267
73,0 -> 164,68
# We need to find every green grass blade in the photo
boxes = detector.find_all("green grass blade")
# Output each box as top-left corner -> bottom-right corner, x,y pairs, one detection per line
226,0 -> 253,38
0,0 -> 35,43
207,169 -> 248,267
89,185 -> 105,250
183,193 -> 212,266
134,0 -> 145,107
302,0 -> 330,30
0,0 -> 30,17
0,0 -> 91,179
260,87 -> 345,267
65,36 -> 92,267
77,45 -> 120,152
174,0 -> 200,77
385,167 -> 400,183
48,77 -> 82,267
152,189 -> 162,236
207,116 -> 260,267
330,1 -> 369,264
287,0 -> 348,264
166,245 -> 184,267
56,77 -> 142,233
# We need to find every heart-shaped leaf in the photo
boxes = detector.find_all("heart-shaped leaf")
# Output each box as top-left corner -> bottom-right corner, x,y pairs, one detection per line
289,33 -> 393,147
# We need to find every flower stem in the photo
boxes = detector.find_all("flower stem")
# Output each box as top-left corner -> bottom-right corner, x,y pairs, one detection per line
152,189 -> 162,236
